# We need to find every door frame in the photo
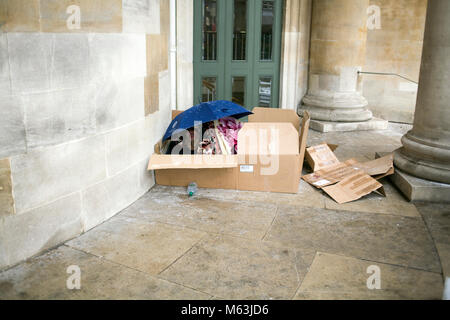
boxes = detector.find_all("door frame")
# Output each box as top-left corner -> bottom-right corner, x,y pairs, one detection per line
175,0 -> 311,111
193,0 -> 283,109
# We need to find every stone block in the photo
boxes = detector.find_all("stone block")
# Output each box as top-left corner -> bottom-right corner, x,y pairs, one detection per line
105,118 -> 153,177
309,117 -> 389,133
145,106 -> 172,146
159,0 -> 170,36
81,164 -> 144,231
138,158 -> 155,194
88,34 -> 146,84
40,0 -> 122,33
81,158 -> 154,232
0,34 -> 11,97
0,158 -> 14,216
122,0 -> 160,34
8,33 -> 90,93
144,74 -> 159,115
10,135 -> 106,214
7,33 -> 53,94
50,34 -> 90,90
22,85 -> 97,149
0,0 -> 40,32
95,77 -> 145,132
0,95 -> 26,159
390,167 -> 450,203
146,34 -> 168,76
0,193 -> 83,269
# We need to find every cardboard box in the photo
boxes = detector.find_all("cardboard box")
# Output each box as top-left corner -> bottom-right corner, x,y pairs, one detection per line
305,143 -> 340,172
148,108 -> 310,194
302,145 -> 394,203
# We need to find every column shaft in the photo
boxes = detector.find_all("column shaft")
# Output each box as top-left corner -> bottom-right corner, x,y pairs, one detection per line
298,0 -> 372,122
394,0 -> 450,184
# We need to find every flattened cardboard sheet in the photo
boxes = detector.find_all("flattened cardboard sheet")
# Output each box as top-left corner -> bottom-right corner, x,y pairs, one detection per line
306,143 -> 341,171
352,154 -> 394,177
323,172 -> 384,204
302,153 -> 394,189
302,159 -> 360,188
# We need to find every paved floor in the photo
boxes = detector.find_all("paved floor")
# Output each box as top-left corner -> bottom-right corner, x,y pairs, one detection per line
0,126 -> 448,300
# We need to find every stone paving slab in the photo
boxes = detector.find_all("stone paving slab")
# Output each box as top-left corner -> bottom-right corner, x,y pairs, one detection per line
66,216 -> 206,275
0,245 -> 210,300
415,202 -> 450,277
294,252 -> 444,300
160,234 -> 316,300
264,206 -> 441,273
324,181 -> 420,218
120,191 -> 278,240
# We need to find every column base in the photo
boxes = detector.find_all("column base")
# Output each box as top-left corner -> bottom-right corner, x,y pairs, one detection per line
394,147 -> 450,184
299,93 -> 373,122
376,152 -> 450,203
309,117 -> 388,133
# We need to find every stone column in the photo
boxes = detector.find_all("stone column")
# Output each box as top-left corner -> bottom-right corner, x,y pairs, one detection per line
394,0 -> 450,184
298,0 -> 372,122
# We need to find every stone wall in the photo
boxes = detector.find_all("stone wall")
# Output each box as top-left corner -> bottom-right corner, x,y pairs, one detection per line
363,0 -> 427,123
0,0 -> 172,269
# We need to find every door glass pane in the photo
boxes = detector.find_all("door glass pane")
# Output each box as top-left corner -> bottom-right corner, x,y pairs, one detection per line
260,1 -> 274,61
258,76 -> 272,107
201,77 -> 217,102
233,0 -> 247,61
232,77 -> 245,106
202,0 -> 218,61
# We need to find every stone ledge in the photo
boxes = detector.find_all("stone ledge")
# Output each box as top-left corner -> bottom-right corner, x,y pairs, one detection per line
309,117 -> 389,133
376,151 -> 450,203
390,167 -> 450,203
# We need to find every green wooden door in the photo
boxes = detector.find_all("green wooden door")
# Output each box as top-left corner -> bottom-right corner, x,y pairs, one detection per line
194,0 -> 283,110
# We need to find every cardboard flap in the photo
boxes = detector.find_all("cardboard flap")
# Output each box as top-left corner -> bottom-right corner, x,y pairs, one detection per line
373,167 -> 395,181
238,122 -> 299,155
148,154 -> 238,170
306,143 -> 341,172
353,154 -> 394,176
327,144 -> 338,152
323,172 -> 383,204
248,107 -> 301,132
172,110 -> 183,120
299,111 -> 310,153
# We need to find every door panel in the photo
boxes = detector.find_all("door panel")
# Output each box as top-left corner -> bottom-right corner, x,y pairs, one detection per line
194,0 -> 282,109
